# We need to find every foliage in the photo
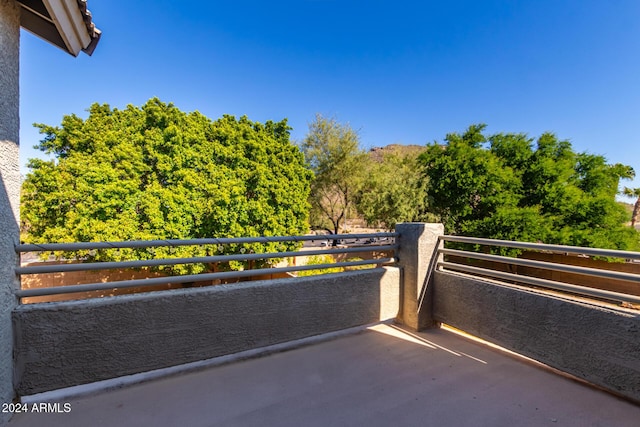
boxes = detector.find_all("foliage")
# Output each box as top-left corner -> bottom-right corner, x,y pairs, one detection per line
419,124 -> 640,251
297,254 -> 344,276
301,114 -> 368,236
21,98 -> 313,272
357,150 -> 436,230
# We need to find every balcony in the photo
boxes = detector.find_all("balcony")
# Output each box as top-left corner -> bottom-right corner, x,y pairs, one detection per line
7,323 -> 640,427
5,223 -> 640,426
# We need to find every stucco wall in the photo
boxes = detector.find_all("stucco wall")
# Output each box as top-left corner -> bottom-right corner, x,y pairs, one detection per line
0,0 -> 20,424
13,267 -> 400,395
395,223 -> 443,330
432,270 -> 640,402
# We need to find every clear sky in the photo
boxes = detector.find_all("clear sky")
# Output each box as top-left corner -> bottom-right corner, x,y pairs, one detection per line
19,0 -> 640,193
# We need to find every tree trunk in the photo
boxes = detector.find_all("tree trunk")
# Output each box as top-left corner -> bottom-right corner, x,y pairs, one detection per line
332,213 -> 344,247
632,198 -> 640,227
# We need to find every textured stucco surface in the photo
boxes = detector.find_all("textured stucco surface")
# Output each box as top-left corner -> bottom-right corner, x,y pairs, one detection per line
0,1 -> 20,425
8,325 -> 640,427
0,0 -> 20,143
432,270 -> 640,402
13,267 -> 400,395
395,223 -> 443,330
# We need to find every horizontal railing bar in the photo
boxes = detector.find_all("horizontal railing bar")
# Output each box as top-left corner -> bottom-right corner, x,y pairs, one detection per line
16,233 -> 398,253
438,261 -> 640,305
17,244 -> 398,275
16,258 -> 396,298
440,235 -> 640,260
440,249 -> 640,283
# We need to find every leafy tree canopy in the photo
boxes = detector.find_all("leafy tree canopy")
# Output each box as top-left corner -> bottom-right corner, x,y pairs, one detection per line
301,114 -> 368,236
357,148 -> 436,230
21,98 -> 312,271
419,124 -> 639,251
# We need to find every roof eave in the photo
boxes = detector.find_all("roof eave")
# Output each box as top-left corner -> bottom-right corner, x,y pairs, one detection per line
80,26 -> 100,56
42,0 -> 91,56
18,0 -> 100,57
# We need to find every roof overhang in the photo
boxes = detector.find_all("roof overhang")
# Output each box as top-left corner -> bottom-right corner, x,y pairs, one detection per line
17,0 -> 101,56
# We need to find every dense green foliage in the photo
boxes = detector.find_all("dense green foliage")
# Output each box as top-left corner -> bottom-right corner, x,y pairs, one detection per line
357,150 -> 436,230
419,124 -> 640,250
21,99 -> 312,271
24,99 -> 638,266
302,117 -> 435,233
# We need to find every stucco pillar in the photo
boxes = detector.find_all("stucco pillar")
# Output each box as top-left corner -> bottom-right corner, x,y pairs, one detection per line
395,223 -> 443,331
0,0 -> 20,422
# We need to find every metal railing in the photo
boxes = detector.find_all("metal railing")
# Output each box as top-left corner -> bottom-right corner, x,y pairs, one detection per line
437,235 -> 640,305
16,233 -> 397,299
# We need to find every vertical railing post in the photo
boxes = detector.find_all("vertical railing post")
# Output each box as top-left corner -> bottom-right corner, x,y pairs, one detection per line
395,223 -> 444,331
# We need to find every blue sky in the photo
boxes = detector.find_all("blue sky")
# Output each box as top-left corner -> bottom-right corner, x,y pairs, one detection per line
19,0 -> 640,193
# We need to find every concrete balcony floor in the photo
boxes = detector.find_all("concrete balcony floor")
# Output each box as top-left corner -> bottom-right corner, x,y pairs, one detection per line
9,324 -> 640,427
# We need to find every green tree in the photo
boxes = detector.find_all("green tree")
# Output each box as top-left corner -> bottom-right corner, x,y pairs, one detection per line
418,125 -> 639,250
301,114 -> 367,237
357,149 -> 434,230
420,124 -> 521,235
623,187 -> 640,227
21,98 -> 313,271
